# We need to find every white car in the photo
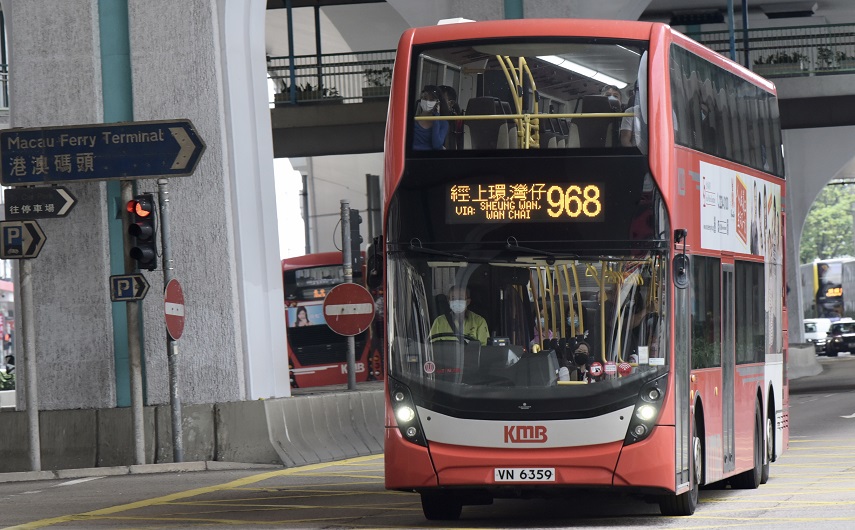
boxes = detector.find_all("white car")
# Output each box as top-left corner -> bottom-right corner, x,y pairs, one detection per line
804,318 -> 833,355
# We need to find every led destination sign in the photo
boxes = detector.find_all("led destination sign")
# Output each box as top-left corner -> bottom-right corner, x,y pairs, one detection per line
447,182 -> 604,223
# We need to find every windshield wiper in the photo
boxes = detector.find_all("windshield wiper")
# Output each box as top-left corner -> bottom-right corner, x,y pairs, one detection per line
505,237 -> 564,265
401,239 -> 467,261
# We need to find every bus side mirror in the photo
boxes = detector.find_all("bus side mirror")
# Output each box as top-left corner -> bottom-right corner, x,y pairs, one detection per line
366,235 -> 383,289
673,254 -> 689,289
673,229 -> 689,289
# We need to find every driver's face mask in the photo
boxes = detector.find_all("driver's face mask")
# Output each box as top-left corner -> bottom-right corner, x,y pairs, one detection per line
449,300 -> 467,314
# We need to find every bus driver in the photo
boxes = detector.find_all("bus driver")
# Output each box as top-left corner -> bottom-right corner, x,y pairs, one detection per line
429,286 -> 489,345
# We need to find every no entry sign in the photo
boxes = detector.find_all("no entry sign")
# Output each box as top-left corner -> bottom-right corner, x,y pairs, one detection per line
164,278 -> 185,340
323,283 -> 375,336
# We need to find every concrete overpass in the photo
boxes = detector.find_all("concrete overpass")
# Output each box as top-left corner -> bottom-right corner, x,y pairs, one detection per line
268,1 -> 855,347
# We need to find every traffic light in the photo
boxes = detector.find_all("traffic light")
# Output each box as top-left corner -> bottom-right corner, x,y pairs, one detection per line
127,193 -> 158,271
349,209 -> 363,270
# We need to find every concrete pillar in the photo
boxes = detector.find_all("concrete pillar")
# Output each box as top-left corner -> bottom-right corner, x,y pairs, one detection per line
783,126 -> 855,342
127,0 -> 288,401
4,0 -> 288,410
5,0 -> 115,410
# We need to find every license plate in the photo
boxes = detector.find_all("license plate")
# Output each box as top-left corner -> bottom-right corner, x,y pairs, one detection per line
494,468 -> 555,482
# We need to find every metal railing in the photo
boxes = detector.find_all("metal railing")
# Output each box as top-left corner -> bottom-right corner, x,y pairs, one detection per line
265,23 -> 855,107
696,23 -> 855,77
0,64 -> 8,109
268,50 -> 395,105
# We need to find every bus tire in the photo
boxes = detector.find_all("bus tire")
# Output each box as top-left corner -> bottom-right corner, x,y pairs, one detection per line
659,415 -> 700,516
761,408 -> 773,484
421,491 -> 462,521
731,401 -> 763,489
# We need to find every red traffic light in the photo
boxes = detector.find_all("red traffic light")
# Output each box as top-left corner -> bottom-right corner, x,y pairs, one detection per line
126,197 -> 154,218
127,193 -> 158,271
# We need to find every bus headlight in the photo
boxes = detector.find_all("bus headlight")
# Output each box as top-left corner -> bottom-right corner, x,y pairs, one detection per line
396,405 -> 416,423
625,374 -> 667,446
636,404 -> 657,421
388,377 -> 427,447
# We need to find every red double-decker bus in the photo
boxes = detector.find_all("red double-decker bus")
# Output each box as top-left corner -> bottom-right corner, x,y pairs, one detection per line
378,19 -> 787,519
282,252 -> 379,388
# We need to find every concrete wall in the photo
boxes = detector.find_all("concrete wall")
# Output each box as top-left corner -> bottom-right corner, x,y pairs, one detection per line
0,389 -> 383,473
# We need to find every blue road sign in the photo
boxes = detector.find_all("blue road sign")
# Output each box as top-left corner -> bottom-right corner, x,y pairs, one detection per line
0,220 -> 46,259
0,119 -> 206,186
110,274 -> 151,302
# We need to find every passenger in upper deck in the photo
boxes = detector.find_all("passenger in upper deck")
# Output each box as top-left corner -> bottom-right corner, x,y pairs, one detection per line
413,85 -> 449,151
429,286 -> 489,345
601,84 -> 623,109
437,85 -> 463,150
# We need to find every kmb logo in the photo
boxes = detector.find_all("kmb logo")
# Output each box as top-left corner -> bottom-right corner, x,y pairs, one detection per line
504,425 -> 548,443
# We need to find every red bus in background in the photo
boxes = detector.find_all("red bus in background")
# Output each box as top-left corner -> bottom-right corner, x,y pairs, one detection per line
379,18 -> 787,520
282,251 -> 381,388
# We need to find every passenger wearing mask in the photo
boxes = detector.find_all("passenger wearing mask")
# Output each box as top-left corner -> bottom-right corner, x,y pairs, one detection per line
601,84 -> 622,110
413,85 -> 449,150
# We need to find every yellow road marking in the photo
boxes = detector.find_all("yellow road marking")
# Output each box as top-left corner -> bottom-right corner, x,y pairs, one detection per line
5,455 -> 383,530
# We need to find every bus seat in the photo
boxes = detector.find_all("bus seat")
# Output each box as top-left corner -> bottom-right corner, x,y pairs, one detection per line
500,101 -> 518,148
551,118 -> 565,148
508,349 -> 559,386
565,120 -> 580,148
538,116 -> 559,148
577,95 -> 620,148
463,97 -> 508,149
557,119 -> 571,148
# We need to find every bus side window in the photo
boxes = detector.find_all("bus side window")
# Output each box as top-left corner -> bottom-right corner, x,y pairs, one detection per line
716,88 -> 732,159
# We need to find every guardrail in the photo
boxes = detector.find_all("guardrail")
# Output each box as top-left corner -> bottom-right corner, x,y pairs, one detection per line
696,23 -> 855,78
265,23 -> 855,107
268,50 -> 395,105
0,63 -> 8,109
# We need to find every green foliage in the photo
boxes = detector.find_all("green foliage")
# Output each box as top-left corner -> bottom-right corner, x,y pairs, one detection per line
0,370 -> 13,391
364,66 -> 393,87
817,46 -> 835,68
279,82 -> 340,99
754,50 -> 809,66
800,183 -> 855,263
817,47 -> 852,69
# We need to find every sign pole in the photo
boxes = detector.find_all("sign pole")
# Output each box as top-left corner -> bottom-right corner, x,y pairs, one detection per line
121,181 -> 146,465
19,259 -> 41,471
158,178 -> 183,462
340,200 -> 356,390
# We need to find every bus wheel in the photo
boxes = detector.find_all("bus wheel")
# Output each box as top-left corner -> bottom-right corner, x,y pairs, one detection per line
659,416 -> 700,515
761,412 -> 773,484
421,491 -> 462,521
731,402 -> 763,489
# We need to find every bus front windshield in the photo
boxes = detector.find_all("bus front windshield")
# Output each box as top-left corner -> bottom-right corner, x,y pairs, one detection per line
388,252 -> 668,403
411,39 -> 648,154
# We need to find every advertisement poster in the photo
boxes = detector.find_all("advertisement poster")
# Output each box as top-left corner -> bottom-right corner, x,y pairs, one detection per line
286,303 -> 326,328
699,161 -> 783,355
699,161 -> 781,261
